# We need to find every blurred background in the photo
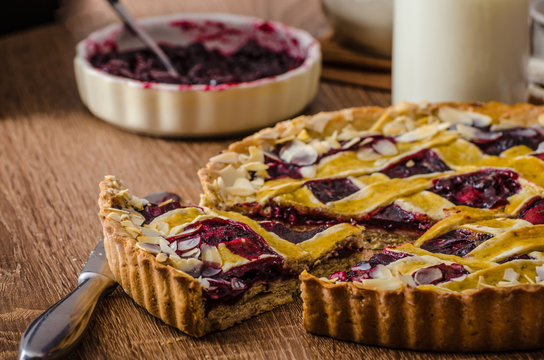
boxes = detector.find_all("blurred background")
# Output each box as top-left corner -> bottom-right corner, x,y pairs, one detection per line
2,0 -> 329,40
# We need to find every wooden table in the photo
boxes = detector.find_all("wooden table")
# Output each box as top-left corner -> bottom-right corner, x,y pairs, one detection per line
0,1 -> 541,359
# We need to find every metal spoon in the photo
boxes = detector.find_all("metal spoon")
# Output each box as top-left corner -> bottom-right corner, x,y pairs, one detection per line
106,0 -> 180,78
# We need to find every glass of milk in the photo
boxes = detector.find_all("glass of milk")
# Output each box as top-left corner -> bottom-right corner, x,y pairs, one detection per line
392,0 -> 530,104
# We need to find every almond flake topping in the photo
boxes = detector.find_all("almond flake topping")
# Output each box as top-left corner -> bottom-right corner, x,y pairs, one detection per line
156,253 -> 168,263
396,123 -> 449,143
306,112 -> 332,133
300,165 -> 316,178
279,140 -> 318,166
503,268 -> 520,283
372,139 -> 397,156
382,115 -> 416,136
201,244 -> 222,266
356,147 -> 381,161
226,178 -> 256,196
438,107 -> 492,127
456,124 -> 501,141
217,165 -> 248,188
210,152 -> 240,164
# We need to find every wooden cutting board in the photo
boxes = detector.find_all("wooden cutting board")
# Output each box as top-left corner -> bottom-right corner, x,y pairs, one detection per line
320,34 -> 391,90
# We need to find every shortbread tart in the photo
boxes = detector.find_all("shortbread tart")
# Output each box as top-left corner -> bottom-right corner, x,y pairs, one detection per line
100,101 -> 544,348
198,101 -> 544,350
99,176 -> 369,337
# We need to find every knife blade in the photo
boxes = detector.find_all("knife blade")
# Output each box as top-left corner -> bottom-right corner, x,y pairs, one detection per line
18,239 -> 117,360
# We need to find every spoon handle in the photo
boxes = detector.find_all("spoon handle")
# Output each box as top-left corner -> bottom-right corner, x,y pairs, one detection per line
106,0 -> 180,77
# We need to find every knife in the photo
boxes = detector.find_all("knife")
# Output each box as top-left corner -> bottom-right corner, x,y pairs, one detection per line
18,239 -> 117,360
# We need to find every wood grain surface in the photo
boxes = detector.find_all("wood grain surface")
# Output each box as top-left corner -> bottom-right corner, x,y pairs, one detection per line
0,1 -> 542,359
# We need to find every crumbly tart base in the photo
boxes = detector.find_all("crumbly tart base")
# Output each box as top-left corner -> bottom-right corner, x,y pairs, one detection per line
300,272 -> 544,352
99,179 -> 301,337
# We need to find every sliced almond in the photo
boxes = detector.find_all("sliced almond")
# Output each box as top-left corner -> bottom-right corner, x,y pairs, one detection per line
337,124 -> 359,141
438,107 -> 492,127
156,252 -> 169,263
503,268 -> 520,282
306,112 -> 332,133
396,123 -> 444,143
217,165 -> 248,188
456,124 -> 500,141
309,139 -> 330,154
136,242 -> 161,255
413,266 -> 442,285
175,258 -> 203,277
341,136 -> 360,149
370,264 -> 393,279
300,165 -> 316,178
239,146 -> 264,164
372,139 -> 398,156
356,146 -> 381,161
226,178 -> 256,196
210,152 -> 240,164
279,140 -> 318,166
201,244 -> 222,266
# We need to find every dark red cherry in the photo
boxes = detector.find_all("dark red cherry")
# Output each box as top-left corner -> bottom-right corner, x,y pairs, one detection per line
430,168 -> 520,208
420,229 -> 493,257
305,178 -> 360,203
380,149 -> 450,178
517,197 -> 544,224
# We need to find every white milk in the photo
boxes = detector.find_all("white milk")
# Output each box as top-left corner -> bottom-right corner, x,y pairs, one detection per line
393,0 -> 530,104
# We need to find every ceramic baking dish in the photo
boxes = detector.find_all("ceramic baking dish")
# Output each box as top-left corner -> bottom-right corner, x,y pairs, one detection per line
74,13 -> 321,137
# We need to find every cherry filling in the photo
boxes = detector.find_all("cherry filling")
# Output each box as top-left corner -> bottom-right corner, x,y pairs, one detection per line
412,263 -> 468,285
305,178 -> 360,203
89,40 -> 304,85
264,155 -> 303,179
140,192 -> 183,223
380,149 -> 450,178
420,229 -> 494,257
363,204 -> 433,232
498,254 -> 533,264
179,218 -> 277,260
244,202 -> 341,226
329,250 -> 412,282
517,197 -> 544,224
429,168 -> 520,208
258,221 -> 327,244
469,127 -> 544,156
164,217 -> 292,310
242,201 -> 433,233
203,256 -> 286,307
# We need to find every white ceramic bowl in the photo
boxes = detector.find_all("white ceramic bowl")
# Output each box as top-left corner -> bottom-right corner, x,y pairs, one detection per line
74,13 -> 321,137
321,0 -> 393,57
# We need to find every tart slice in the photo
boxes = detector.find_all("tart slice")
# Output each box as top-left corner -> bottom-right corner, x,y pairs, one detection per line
99,176 -> 311,337
300,213 -> 544,351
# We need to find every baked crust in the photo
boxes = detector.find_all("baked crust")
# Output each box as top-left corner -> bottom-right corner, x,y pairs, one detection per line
99,179 -> 207,337
99,177 -> 307,337
300,271 -> 544,352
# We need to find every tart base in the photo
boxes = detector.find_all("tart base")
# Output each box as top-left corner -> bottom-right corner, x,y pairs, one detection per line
300,271 -> 544,352
100,178 -> 306,337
